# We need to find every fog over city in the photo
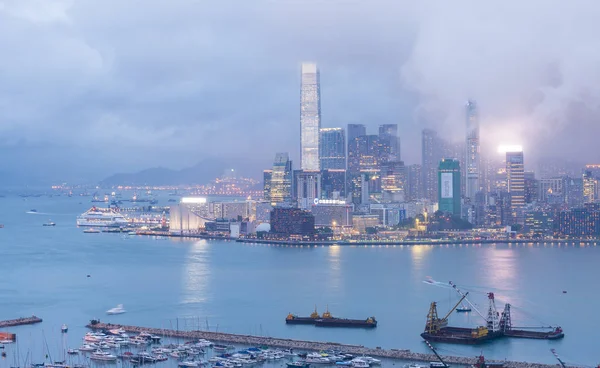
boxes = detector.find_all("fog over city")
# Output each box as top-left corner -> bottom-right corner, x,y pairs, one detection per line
1,0 -> 599,183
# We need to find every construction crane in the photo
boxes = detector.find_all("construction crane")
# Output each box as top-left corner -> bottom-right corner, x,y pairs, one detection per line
425,293 -> 468,333
423,339 -> 449,368
449,281 -> 501,332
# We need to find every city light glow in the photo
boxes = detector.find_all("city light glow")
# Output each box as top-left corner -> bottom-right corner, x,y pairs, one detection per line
497,144 -> 523,154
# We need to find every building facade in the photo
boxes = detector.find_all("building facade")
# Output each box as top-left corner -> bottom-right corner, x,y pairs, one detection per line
300,63 -> 321,171
438,158 -> 461,216
378,124 -> 401,162
319,127 -> 345,170
506,150 -> 525,223
270,153 -> 293,205
465,100 -> 480,200
270,207 -> 315,236
422,129 -> 440,202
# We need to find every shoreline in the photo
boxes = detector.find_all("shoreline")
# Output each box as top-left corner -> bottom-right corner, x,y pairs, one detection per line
87,322 -> 557,368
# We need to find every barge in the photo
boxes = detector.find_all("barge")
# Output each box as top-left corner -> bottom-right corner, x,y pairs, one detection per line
286,307 -> 377,328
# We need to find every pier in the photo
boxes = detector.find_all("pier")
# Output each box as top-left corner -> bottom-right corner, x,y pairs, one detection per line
87,322 -> 558,368
0,316 -> 42,327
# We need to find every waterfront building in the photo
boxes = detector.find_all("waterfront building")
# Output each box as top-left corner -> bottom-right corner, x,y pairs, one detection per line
565,177 -> 584,208
255,201 -> 273,222
352,214 -> 380,233
170,197 -> 210,232
270,153 -> 293,206
270,207 -> 315,236
506,150 -> 525,224
378,124 -> 401,162
524,211 -> 554,236
263,170 -> 272,202
319,128 -> 345,170
438,159 -> 461,216
370,203 -> 409,227
300,62 -> 321,171
539,177 -> 564,203
583,170 -> 597,204
321,169 -> 346,199
311,199 -> 353,228
557,205 -> 600,237
212,201 -> 248,221
294,170 -> 321,210
465,100 -> 480,200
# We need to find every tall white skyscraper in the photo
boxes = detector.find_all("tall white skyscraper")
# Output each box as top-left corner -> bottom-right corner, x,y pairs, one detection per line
300,62 -> 321,171
465,100 -> 480,199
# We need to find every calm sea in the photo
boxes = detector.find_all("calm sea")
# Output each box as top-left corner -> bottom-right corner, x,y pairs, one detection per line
0,192 -> 597,366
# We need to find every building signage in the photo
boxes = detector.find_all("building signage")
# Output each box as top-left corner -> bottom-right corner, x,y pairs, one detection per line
441,173 -> 453,199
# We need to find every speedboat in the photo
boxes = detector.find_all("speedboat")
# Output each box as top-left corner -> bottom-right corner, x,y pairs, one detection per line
43,221 -> 56,227
83,228 -> 100,233
28,209 -> 38,214
0,340 -> 13,344
106,304 -> 126,315
61,324 -> 68,333
67,349 -> 78,355
351,359 -> 369,368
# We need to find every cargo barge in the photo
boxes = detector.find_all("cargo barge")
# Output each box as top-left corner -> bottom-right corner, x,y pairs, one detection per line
286,307 -> 377,328
422,281 -> 565,345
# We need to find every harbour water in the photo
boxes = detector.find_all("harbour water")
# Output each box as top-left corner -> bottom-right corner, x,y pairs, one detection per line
0,193 -> 598,366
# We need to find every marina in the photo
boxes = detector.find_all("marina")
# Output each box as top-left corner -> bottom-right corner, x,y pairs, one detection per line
86,322 -> 562,368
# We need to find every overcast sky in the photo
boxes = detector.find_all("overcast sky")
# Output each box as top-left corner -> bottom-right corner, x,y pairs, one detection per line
1,0 -> 600,182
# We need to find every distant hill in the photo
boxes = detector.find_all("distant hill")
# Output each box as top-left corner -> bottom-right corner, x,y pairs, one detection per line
100,159 -> 230,186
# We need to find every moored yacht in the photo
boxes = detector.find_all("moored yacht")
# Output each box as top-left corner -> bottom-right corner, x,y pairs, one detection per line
90,350 -> 117,361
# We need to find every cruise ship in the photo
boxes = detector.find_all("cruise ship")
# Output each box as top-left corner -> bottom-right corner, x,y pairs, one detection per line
77,207 -> 129,227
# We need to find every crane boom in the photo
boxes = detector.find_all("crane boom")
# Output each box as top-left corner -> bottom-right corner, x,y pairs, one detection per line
449,281 -> 487,322
442,293 -> 468,321
550,349 -> 567,368
424,339 -> 448,367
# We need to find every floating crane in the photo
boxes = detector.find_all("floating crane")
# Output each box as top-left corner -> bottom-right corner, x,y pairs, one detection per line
423,339 -> 449,368
424,292 -> 468,334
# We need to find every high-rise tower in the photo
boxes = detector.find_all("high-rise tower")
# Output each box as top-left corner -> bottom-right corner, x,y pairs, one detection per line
465,100 -> 480,200
506,149 -> 525,224
300,63 -> 321,171
319,128 -> 345,170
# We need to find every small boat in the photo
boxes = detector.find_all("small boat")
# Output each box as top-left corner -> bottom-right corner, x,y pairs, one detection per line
83,228 -> 100,233
288,362 -> 311,368
456,303 -> 471,312
67,349 -> 79,355
178,361 -> 200,367
28,209 -> 38,213
106,304 -> 126,315
0,340 -> 14,344
43,221 -> 56,227
61,324 -> 68,333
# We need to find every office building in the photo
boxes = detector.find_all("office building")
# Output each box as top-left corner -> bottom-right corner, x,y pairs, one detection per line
465,100 -> 480,200
524,171 -> 537,204
422,129 -> 440,202
270,207 -> 315,236
294,170 -> 321,210
557,205 -> 600,237
269,153 -> 293,206
406,164 -> 423,201
378,124 -> 401,162
438,159 -> 461,216
311,200 -> 353,228
300,63 -> 321,171
319,128 -> 345,170
347,124 -> 366,172
381,160 -> 405,203
506,150 -> 525,223
263,170 -> 272,202
583,170 -> 597,204
321,169 -> 346,199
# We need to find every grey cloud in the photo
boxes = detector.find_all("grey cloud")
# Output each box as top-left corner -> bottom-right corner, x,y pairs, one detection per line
0,0 -> 599,183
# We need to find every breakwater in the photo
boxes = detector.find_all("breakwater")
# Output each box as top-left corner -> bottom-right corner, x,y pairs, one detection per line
86,322 -> 558,368
0,316 -> 42,327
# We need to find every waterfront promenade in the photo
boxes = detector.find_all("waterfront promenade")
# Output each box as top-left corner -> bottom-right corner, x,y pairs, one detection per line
87,322 -> 558,368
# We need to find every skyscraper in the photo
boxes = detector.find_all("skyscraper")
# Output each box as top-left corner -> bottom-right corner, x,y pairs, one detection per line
438,159 -> 461,216
347,124 -> 366,173
422,129 -> 439,202
319,128 -> 345,170
583,170 -> 597,204
378,124 -> 401,162
506,150 -> 525,223
465,100 -> 480,200
270,153 -> 293,206
300,63 -> 321,171
406,164 -> 423,201
263,170 -> 272,202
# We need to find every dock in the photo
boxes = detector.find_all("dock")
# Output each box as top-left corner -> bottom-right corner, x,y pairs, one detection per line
87,322 -> 559,368
0,316 -> 42,328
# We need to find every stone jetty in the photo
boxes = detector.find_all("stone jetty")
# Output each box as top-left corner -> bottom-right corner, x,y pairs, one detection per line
0,316 -> 42,327
86,322 -> 560,368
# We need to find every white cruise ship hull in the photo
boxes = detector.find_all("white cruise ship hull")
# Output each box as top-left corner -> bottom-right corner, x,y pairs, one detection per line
76,219 -> 128,227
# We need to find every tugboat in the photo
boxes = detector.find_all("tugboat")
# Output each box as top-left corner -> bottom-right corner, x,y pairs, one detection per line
61,324 -> 68,333
472,355 -> 504,368
456,302 -> 471,312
